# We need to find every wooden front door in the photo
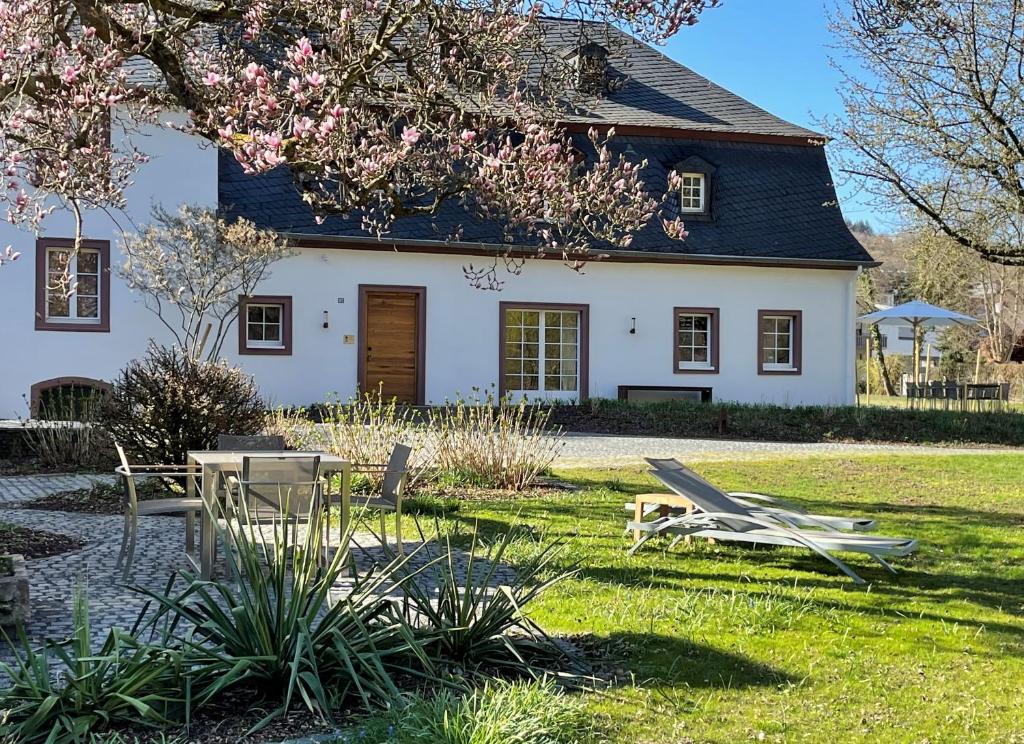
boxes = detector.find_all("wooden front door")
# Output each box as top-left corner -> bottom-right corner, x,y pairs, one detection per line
359,286 -> 425,404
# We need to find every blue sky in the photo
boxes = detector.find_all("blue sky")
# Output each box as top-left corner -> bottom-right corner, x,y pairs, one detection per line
658,0 -> 889,231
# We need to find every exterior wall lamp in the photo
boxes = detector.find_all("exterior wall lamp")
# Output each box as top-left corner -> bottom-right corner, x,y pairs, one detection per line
629,317 -> 637,334
322,310 -> 329,329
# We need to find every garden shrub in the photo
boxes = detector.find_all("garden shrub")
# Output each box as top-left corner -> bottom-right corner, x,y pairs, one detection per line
99,345 -> 266,465
20,389 -> 113,470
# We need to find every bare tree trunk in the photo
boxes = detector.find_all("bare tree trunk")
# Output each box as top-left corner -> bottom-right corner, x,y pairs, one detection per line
871,325 -> 897,396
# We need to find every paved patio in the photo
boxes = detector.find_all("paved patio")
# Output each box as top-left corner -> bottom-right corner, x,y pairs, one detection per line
0,474 -> 513,655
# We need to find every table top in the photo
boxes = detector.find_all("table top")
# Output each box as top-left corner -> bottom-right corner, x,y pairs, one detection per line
187,450 -> 349,467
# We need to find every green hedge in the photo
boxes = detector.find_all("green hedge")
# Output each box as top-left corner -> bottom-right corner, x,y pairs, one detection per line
547,398 -> 1024,446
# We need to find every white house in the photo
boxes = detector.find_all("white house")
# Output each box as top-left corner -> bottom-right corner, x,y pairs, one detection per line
0,25 -> 875,418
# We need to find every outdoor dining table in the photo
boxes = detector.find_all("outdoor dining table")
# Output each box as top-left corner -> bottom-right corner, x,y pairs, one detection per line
185,450 -> 352,580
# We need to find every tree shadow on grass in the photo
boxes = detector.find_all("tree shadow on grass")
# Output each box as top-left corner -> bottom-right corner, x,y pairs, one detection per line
581,631 -> 797,690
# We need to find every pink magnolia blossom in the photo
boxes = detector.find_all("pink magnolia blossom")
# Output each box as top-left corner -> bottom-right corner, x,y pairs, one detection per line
0,0 -> 718,283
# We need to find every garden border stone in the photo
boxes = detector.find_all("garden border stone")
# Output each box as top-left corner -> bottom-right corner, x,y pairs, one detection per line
0,553 -> 31,625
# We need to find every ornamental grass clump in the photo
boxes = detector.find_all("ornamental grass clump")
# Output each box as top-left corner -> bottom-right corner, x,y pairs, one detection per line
429,392 -> 563,490
134,498 -> 426,731
99,345 -> 266,465
0,589 -> 188,744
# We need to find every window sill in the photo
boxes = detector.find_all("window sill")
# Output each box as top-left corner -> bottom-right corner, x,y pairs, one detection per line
759,366 -> 801,376
675,364 -> 718,374
36,318 -> 109,332
239,344 -> 291,356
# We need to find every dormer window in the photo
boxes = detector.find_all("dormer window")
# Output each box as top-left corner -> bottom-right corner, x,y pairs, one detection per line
671,156 -> 716,221
566,42 -> 609,95
679,173 -> 706,213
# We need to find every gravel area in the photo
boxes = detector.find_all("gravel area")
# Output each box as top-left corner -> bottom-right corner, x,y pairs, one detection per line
554,432 -> 1023,467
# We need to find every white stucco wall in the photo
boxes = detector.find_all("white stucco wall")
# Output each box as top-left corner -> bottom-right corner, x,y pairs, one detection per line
0,112 -> 218,418
0,118 -> 859,416
231,248 -> 858,408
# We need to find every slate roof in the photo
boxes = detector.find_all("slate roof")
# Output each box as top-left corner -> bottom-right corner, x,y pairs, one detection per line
218,21 -> 872,265
539,20 -> 823,139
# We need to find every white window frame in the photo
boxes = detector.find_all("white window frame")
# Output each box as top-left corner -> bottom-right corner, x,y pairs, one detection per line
503,307 -> 581,400
675,310 -> 716,371
245,302 -> 286,349
45,247 -> 102,324
679,172 -> 706,213
761,314 -> 796,371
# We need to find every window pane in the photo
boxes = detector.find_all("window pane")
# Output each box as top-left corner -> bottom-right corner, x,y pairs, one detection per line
545,374 -> 560,390
506,326 -> 522,343
522,343 -> 538,361
248,323 -> 264,341
563,313 -> 578,329
77,296 -> 98,318
504,374 -> 520,391
47,292 -> 70,317
544,359 -> 560,375
47,249 -> 70,273
522,311 -> 540,326
563,360 -> 577,376
693,331 -> 707,347
761,317 -> 773,334
523,326 -> 539,343
679,316 -> 694,331
693,347 -> 708,363
561,328 -> 577,344
264,323 -> 281,342
506,359 -> 522,375
77,275 -> 98,296
78,251 -> 99,274
522,359 -> 538,375
679,331 -> 693,346
776,349 -> 790,364
679,348 -> 693,362
763,348 -> 775,364
693,316 -> 708,331
523,375 -> 539,390
247,306 -> 263,323
506,310 -> 522,325
264,305 -> 281,324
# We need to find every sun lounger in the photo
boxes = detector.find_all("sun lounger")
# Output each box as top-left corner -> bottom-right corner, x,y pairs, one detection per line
627,462 -> 917,584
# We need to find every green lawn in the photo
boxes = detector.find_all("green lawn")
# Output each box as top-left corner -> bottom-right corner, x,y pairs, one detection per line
404,455 -> 1024,743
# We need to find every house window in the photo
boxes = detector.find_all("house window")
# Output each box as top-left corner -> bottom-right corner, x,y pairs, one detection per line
758,310 -> 802,375
35,238 -> 110,332
238,295 -> 292,355
499,303 -> 589,400
674,307 -> 719,373
679,173 -> 706,213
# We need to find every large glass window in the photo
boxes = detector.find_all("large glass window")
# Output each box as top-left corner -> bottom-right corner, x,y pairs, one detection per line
503,308 -> 580,396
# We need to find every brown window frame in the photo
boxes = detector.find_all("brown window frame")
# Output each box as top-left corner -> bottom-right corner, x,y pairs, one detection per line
238,295 -> 293,356
757,309 -> 802,375
35,238 -> 111,333
498,302 -> 590,400
673,306 -> 720,374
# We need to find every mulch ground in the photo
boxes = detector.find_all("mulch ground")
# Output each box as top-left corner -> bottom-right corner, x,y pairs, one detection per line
112,687 -> 362,743
0,523 -> 86,560
21,481 -> 175,516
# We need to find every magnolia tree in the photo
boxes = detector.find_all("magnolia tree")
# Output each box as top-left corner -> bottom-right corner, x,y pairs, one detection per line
1,0 -> 717,287
120,204 -> 291,360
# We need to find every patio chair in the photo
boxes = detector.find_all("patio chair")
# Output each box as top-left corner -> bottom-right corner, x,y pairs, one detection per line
635,458 -> 877,533
216,434 -> 286,494
235,455 -> 323,522
217,434 -> 285,451
114,444 -> 203,582
349,443 -> 412,554
627,463 -> 917,584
